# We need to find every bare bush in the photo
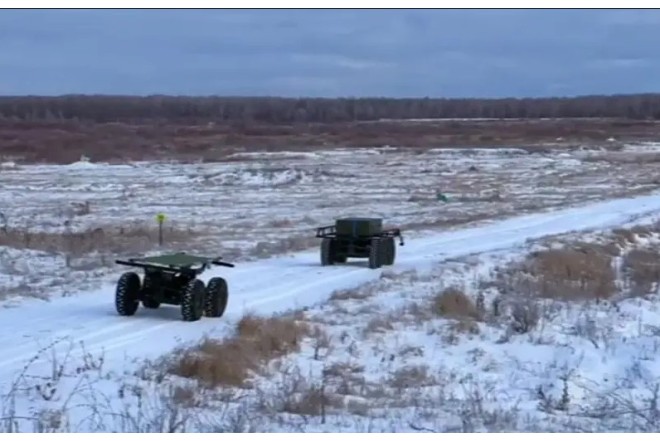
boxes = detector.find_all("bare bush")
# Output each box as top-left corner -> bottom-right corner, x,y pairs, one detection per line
432,287 -> 481,320
509,299 -> 540,334
0,224 -> 197,256
167,314 -> 311,388
496,247 -> 616,301
386,365 -> 435,392
364,316 -> 395,335
574,380 -> 660,432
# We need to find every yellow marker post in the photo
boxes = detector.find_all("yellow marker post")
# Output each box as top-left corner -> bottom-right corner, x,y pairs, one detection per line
156,213 -> 166,246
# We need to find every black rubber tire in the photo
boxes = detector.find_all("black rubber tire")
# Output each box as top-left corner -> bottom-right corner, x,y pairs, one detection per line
368,238 -> 382,269
205,277 -> 229,318
181,279 -> 205,322
321,238 -> 334,266
385,238 -> 396,265
115,272 -> 141,316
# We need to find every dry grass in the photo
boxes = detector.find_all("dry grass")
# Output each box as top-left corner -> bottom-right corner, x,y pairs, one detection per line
0,225 -> 197,256
5,118 -> 660,164
431,287 -> 482,345
491,221 -> 660,305
167,314 -> 312,388
432,287 -> 482,320
386,365 -> 435,392
280,385 -> 328,417
363,316 -> 395,335
252,235 -> 319,258
622,248 -> 660,296
496,246 -> 617,301
330,285 -> 375,302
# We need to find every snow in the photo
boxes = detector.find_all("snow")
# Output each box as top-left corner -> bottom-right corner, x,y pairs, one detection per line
5,144 -> 660,431
2,190 -> 660,430
2,143 -> 660,301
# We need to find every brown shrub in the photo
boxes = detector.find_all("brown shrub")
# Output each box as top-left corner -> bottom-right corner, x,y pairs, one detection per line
364,316 -> 395,335
448,318 -> 481,335
622,248 -> 660,296
432,287 -> 481,320
501,247 -> 617,301
168,314 -> 311,388
0,225 -> 197,256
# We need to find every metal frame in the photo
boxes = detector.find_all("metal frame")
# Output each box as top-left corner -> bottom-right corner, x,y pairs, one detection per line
315,225 -> 405,246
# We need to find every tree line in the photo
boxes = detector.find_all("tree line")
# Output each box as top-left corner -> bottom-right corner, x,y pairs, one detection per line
1,93 -> 660,124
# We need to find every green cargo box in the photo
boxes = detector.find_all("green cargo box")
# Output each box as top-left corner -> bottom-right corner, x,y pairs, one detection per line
335,218 -> 383,236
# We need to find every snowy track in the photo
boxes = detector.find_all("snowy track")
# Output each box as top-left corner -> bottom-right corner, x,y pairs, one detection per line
2,191 -> 660,389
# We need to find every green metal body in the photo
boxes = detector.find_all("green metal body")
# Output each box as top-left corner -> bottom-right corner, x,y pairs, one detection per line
334,217 -> 383,237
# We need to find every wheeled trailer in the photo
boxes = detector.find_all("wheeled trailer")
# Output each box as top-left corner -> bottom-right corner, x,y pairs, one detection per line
114,252 -> 235,322
315,217 -> 404,269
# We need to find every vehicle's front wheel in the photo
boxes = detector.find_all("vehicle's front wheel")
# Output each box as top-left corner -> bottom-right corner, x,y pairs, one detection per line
115,272 -> 141,316
205,277 -> 229,318
321,238 -> 335,266
368,238 -> 383,269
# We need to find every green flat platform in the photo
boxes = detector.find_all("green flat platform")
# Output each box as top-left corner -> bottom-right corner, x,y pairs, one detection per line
131,253 -> 212,268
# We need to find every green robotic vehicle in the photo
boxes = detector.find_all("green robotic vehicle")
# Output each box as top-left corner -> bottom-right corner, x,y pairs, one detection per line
315,217 -> 404,269
114,252 -> 235,322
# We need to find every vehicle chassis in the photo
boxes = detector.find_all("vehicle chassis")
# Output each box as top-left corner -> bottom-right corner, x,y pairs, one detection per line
315,221 -> 404,269
114,252 -> 235,322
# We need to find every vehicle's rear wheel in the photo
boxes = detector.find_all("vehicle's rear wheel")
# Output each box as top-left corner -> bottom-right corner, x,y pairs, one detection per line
181,279 -> 205,322
384,237 -> 396,265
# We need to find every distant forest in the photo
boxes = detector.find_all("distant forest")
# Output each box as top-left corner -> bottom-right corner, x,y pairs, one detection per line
1,93 -> 660,124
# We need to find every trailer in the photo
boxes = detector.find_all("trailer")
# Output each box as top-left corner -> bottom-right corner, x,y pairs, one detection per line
315,217 -> 404,269
114,252 -> 235,322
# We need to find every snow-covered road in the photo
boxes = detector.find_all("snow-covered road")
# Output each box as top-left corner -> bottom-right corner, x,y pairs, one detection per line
2,191 -> 660,390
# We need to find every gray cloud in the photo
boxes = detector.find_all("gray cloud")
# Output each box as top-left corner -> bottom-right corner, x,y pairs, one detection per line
1,9 -> 660,97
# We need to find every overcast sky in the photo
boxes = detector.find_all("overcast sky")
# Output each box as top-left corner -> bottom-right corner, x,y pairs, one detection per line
1,9 -> 660,98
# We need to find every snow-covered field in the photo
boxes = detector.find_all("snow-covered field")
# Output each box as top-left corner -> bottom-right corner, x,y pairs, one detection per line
3,144 -> 660,431
2,144 -> 660,300
0,190 -> 660,431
